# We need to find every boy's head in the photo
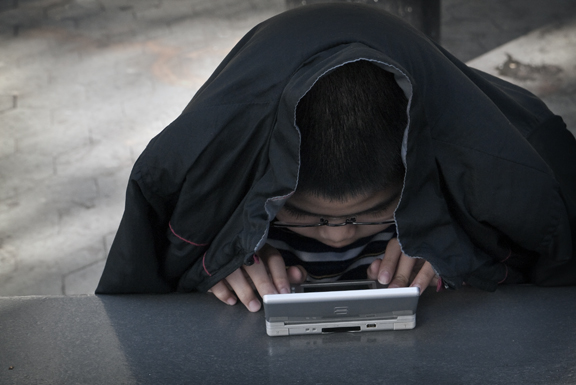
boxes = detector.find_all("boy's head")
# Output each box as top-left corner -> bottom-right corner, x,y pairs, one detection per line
295,60 -> 408,201
275,61 -> 408,248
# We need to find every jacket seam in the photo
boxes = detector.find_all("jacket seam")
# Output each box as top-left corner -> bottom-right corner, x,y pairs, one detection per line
168,221 -> 209,247
202,253 -> 212,276
498,265 -> 509,284
431,137 -> 552,176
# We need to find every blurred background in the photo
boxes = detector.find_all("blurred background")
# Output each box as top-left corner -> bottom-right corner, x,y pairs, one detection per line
1,0 -> 575,296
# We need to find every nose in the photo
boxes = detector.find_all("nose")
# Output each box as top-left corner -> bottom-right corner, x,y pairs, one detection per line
317,225 -> 356,248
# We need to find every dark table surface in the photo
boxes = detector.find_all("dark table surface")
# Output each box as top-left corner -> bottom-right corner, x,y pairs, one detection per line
1,285 -> 575,385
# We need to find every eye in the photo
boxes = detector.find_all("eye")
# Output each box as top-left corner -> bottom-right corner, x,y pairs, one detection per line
281,205 -> 315,219
356,208 -> 392,222
366,208 -> 387,217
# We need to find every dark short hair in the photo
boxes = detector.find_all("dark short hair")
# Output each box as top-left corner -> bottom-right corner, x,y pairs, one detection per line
295,60 -> 408,200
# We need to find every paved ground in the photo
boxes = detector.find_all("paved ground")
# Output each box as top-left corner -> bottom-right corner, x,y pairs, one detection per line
1,0 -> 575,296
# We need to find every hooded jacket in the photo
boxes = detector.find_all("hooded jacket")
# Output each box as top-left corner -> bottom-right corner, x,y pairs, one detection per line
96,3 -> 576,294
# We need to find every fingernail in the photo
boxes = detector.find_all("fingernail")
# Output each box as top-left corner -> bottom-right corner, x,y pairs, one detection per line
226,297 -> 237,306
280,287 -> 290,294
378,271 -> 390,285
411,284 -> 422,293
248,299 -> 261,312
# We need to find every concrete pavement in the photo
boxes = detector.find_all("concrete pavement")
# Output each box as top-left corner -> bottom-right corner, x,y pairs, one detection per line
1,0 -> 575,296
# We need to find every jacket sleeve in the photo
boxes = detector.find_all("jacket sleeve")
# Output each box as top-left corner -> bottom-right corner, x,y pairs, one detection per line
526,115 -> 576,285
95,163 -> 177,294
461,114 -> 576,288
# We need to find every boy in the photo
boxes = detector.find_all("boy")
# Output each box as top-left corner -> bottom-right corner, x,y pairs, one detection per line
96,4 -> 576,312
209,61 -> 438,312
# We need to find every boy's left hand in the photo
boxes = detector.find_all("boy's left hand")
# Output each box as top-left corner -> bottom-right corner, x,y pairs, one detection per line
367,237 -> 438,293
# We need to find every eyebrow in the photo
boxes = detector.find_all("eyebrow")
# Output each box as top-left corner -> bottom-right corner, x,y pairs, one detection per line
282,190 -> 402,218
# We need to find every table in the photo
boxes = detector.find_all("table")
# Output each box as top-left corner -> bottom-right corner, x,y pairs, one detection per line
1,285 -> 575,384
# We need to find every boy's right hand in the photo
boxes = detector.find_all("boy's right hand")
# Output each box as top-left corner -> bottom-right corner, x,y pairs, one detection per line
208,244 -> 307,312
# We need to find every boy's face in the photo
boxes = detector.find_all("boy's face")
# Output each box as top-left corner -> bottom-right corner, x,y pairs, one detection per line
275,188 -> 400,248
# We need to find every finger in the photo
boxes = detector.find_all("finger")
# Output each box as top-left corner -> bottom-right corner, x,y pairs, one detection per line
209,280 -> 238,306
410,261 -> 438,294
408,258 -> 426,282
367,258 -> 382,280
388,253 -> 416,288
225,268 -> 262,312
244,256 -> 279,297
266,254 -> 291,293
377,238 -> 403,285
257,244 -> 291,294
287,265 -> 307,284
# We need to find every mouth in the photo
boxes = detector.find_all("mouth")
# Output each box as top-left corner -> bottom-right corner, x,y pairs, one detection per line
321,240 -> 354,249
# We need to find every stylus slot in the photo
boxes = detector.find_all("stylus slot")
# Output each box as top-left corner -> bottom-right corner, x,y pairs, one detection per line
322,326 -> 361,333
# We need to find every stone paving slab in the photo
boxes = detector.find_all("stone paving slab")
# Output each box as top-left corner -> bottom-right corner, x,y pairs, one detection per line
0,0 -> 575,296
0,0 -> 285,296
441,0 -> 576,62
468,14 -> 576,137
